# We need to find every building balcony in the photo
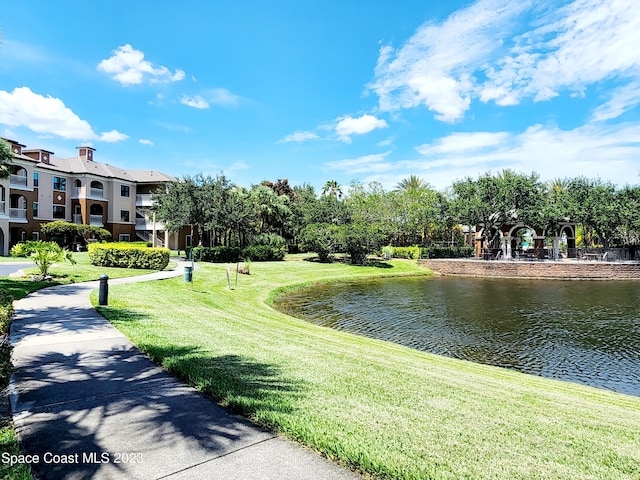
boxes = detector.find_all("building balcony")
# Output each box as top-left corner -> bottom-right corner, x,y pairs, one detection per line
9,208 -> 27,220
90,215 -> 104,227
136,194 -> 153,206
10,174 -> 27,187
73,187 -> 106,199
90,188 -> 104,198
135,217 -> 165,230
9,175 -> 30,190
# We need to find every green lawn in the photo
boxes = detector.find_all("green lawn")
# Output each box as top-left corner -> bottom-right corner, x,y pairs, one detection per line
94,258 -> 640,480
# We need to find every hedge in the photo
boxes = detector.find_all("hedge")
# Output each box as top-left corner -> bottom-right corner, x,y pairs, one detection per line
242,244 -> 285,261
0,291 -> 13,336
187,246 -> 242,263
88,243 -> 170,270
185,244 -> 285,263
391,246 -> 421,260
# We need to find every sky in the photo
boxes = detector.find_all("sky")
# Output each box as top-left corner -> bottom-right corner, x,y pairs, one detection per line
1,0 -> 639,193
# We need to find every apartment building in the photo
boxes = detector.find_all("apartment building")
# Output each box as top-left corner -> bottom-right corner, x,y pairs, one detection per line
0,138 -> 178,256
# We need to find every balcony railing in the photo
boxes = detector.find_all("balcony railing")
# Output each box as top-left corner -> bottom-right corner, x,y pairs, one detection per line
73,187 -> 82,198
90,215 -> 104,226
9,175 -> 28,187
10,208 -> 27,219
136,194 -> 153,205
90,188 -> 104,198
0,201 -> 5,215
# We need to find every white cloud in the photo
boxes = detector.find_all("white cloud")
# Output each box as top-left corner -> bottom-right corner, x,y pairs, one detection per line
98,44 -> 185,86
591,82 -> 640,122
324,122 -> 640,191
277,131 -> 320,143
0,87 -> 95,140
369,0 -> 530,122
139,139 -> 154,146
415,132 -> 511,155
335,114 -> 388,142
377,136 -> 395,147
208,88 -> 241,106
179,89 -> 242,109
0,87 -> 129,143
325,151 -> 393,174
99,130 -> 128,143
369,0 -> 640,122
180,95 -> 209,109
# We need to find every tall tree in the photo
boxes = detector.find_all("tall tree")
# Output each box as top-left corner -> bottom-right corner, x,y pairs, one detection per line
322,180 -> 343,199
450,170 -> 545,251
567,177 -> 621,250
394,175 -> 430,194
0,139 -> 12,179
250,184 -> 291,234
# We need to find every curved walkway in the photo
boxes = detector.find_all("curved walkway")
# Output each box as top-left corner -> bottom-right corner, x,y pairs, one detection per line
9,260 -> 358,480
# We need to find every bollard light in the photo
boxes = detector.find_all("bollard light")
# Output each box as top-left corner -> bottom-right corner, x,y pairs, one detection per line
99,274 -> 109,306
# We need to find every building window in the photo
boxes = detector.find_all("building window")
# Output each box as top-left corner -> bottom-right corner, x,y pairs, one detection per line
119,234 -> 131,242
33,172 -> 39,187
33,202 -> 39,218
120,210 -> 130,222
121,185 -> 130,197
53,176 -> 66,191
53,205 -> 65,219
32,232 -> 40,241
20,231 -> 26,242
185,235 -> 193,247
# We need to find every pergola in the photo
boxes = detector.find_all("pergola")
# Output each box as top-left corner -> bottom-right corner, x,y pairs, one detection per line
474,221 -> 577,260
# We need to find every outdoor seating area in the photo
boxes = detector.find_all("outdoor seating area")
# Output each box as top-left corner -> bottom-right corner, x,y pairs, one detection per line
479,247 -> 635,262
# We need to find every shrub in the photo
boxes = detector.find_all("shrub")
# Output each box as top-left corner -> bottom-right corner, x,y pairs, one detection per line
0,291 -> 14,387
251,233 -> 287,260
299,223 -> 340,263
187,246 -> 242,263
0,291 -> 14,335
337,223 -> 385,265
10,240 -> 76,277
241,245 -> 283,261
40,221 -> 112,247
88,243 -> 169,270
392,246 -> 420,260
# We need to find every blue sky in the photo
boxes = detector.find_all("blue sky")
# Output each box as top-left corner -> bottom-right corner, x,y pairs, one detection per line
1,0 -> 639,192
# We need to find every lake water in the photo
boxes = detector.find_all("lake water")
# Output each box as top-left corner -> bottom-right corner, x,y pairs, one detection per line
274,276 -> 640,396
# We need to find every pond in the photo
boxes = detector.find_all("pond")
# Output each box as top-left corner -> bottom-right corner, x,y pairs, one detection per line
274,276 -> 640,396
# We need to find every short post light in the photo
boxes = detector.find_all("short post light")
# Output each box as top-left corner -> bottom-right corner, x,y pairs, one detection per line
99,274 -> 109,306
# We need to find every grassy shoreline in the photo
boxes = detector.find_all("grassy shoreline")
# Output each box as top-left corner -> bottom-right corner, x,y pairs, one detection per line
93,258 -> 639,479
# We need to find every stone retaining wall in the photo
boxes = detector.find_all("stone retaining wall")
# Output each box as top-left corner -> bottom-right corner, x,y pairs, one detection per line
419,259 -> 640,280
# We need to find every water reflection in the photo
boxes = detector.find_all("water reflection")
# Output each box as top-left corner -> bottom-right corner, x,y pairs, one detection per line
275,277 -> 640,396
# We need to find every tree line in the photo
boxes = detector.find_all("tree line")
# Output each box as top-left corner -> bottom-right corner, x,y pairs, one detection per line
152,170 -> 640,263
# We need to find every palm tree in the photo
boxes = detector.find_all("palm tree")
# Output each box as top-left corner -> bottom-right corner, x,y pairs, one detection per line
394,175 -> 429,194
322,180 -> 343,199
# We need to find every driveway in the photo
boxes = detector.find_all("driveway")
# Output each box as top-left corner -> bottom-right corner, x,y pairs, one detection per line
0,262 -> 31,277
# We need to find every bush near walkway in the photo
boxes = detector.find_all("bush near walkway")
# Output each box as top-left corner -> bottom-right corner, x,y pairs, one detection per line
89,243 -> 170,270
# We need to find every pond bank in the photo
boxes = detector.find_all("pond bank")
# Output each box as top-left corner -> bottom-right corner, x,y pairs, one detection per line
419,258 -> 640,279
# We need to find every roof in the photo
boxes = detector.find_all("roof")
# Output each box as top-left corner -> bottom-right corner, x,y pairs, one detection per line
11,151 -> 175,184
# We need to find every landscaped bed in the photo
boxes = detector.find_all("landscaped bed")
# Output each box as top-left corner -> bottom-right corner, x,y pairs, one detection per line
94,258 -> 640,480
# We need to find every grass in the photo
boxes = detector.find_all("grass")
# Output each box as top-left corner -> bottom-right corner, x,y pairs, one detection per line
93,258 -> 640,480
0,253 -> 174,480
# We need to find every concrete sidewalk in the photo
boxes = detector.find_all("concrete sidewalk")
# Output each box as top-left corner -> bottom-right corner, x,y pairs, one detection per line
9,261 -> 359,479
